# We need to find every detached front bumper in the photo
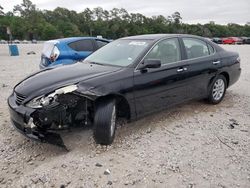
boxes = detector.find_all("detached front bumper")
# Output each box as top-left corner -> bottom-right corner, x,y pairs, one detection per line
8,94 -> 66,148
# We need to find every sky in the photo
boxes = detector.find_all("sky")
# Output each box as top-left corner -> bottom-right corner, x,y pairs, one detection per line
1,0 -> 250,25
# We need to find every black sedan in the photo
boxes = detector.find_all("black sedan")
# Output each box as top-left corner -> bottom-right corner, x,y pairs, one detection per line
212,37 -> 223,44
8,34 -> 241,147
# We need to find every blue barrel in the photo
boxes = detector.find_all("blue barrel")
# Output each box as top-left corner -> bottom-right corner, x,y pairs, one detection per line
9,45 -> 19,56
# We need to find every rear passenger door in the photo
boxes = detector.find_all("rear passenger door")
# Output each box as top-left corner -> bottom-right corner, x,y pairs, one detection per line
180,37 -> 221,99
68,39 -> 95,60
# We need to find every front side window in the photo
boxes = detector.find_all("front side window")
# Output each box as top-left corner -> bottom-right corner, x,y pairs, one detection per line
85,39 -> 151,67
68,39 -> 94,52
145,38 -> 181,65
183,38 -> 209,59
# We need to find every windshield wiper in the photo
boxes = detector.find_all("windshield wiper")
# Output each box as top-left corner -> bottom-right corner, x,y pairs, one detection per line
89,62 -> 105,66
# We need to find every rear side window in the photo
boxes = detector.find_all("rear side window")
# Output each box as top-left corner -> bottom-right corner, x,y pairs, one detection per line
68,39 -> 94,51
183,38 -> 209,59
96,40 -> 109,49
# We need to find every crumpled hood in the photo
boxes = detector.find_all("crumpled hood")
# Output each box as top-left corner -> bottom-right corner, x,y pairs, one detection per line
14,62 -> 121,97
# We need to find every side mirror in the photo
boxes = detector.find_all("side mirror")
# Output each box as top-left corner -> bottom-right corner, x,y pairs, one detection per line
138,59 -> 161,70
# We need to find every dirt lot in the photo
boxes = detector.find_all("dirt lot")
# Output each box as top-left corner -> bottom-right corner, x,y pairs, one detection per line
0,44 -> 249,188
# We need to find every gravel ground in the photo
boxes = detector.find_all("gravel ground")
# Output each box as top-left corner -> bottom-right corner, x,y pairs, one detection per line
0,44 -> 249,188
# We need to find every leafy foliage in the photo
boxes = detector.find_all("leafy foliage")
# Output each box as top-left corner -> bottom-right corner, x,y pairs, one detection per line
0,0 -> 249,40
0,5 -> 4,16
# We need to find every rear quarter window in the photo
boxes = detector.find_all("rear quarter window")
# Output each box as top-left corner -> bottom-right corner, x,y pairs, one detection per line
207,43 -> 215,55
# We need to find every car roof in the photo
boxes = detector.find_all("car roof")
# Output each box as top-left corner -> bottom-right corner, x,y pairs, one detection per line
55,37 -> 109,43
121,34 -> 203,41
121,33 -> 225,53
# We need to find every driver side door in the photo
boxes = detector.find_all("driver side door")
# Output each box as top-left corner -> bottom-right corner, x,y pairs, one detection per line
133,38 -> 190,118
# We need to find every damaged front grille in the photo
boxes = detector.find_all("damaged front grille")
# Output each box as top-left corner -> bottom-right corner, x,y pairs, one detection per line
14,92 -> 26,105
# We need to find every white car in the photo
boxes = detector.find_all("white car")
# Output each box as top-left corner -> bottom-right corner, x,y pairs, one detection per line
0,39 -> 7,44
22,40 -> 29,44
13,40 -> 20,44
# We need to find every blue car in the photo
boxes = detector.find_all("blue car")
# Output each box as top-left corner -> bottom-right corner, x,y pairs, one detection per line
39,37 -> 110,69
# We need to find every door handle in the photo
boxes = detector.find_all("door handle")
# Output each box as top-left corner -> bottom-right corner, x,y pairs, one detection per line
213,60 -> 221,65
177,67 -> 187,72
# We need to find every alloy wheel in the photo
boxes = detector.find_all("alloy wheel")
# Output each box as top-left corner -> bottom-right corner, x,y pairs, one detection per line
212,79 -> 225,101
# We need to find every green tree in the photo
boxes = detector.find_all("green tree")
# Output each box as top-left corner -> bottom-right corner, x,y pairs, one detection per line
40,22 -> 58,40
171,12 -> 182,24
13,0 -> 44,39
1,4 -> 250,40
0,5 -> 4,16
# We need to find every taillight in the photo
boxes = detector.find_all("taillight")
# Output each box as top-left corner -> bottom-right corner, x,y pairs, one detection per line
50,54 -> 57,62
236,57 -> 241,63
50,46 -> 60,62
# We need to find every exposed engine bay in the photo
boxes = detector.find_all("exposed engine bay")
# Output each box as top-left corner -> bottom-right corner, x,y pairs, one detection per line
32,94 -> 93,130
20,86 -> 95,149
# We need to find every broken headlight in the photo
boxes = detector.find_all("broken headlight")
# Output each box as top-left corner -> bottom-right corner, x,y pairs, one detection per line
25,85 -> 78,109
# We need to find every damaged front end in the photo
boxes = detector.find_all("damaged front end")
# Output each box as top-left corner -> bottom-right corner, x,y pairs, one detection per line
8,85 -> 96,149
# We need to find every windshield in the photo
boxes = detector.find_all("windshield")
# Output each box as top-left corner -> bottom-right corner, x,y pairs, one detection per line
84,39 -> 151,67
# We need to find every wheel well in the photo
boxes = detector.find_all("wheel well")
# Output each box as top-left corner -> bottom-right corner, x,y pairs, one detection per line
220,72 -> 230,87
95,94 -> 131,120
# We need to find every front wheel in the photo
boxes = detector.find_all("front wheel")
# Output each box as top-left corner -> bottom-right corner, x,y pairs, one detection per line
93,98 -> 117,145
208,75 -> 227,104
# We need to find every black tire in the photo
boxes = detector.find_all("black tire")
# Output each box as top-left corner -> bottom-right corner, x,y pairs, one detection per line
93,98 -> 117,145
208,75 -> 227,104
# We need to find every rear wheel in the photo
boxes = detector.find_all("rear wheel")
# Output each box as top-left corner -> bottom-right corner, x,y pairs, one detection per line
93,98 -> 117,145
208,75 -> 227,104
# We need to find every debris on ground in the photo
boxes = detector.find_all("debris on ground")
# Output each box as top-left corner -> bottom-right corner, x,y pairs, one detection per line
27,51 -> 36,55
104,169 -> 111,175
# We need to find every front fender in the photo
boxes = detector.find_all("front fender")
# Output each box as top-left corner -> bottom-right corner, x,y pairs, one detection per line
75,85 -> 135,120
75,86 -> 114,101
